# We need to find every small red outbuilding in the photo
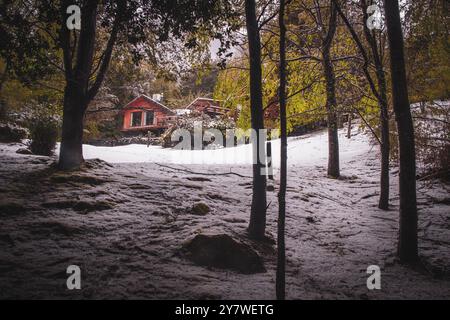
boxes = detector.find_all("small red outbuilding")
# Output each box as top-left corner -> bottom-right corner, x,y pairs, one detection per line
186,97 -> 228,117
121,94 -> 176,134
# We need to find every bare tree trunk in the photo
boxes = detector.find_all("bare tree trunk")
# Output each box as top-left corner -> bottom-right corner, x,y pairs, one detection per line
58,0 -> 119,170
337,112 -> 344,129
0,60 -> 9,120
322,1 -> 340,178
335,0 -> 391,209
360,0 -> 391,210
383,0 -> 418,263
0,60 -> 9,93
276,0 -> 287,301
347,113 -> 352,138
245,0 -> 267,240
58,1 -> 98,170
378,86 -> 390,210
59,84 -> 87,169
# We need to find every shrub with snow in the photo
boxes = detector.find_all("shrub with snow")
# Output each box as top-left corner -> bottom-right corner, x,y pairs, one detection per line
29,116 -> 59,156
0,122 -> 28,142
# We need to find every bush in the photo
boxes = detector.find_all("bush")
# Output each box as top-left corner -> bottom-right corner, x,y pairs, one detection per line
83,120 -> 101,143
29,117 -> 59,156
0,122 -> 28,142
413,101 -> 450,180
390,101 -> 450,181
160,112 -> 236,149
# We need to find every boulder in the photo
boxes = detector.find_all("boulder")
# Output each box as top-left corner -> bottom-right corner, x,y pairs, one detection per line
190,202 -> 210,215
183,234 -> 265,274
16,148 -> 33,155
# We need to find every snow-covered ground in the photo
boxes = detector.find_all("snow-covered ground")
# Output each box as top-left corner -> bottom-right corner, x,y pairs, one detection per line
75,127 -> 371,167
0,126 -> 449,299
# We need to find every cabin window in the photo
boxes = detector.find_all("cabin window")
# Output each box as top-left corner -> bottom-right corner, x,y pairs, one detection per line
131,111 -> 142,127
145,111 -> 155,126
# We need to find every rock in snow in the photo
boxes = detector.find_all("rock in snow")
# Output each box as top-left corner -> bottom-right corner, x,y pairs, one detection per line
16,148 -> 33,155
190,202 -> 210,215
183,234 -> 266,274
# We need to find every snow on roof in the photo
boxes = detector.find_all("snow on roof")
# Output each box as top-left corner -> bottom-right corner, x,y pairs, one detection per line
174,109 -> 192,115
123,94 -> 175,115
186,97 -> 223,110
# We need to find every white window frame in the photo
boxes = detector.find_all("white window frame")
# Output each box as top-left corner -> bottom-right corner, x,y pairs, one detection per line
130,111 -> 142,127
144,110 -> 155,126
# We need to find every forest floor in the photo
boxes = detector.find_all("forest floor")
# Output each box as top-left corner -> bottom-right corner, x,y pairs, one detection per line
0,126 -> 449,299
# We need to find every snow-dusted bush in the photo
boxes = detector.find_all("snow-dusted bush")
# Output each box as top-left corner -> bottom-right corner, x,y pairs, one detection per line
29,116 -> 59,156
390,101 -> 449,181
0,122 -> 28,142
413,101 -> 450,180
161,112 -> 236,149
16,101 -> 62,156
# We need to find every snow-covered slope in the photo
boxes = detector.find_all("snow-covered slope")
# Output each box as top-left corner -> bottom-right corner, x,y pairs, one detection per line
62,126 -> 372,168
0,126 -> 449,299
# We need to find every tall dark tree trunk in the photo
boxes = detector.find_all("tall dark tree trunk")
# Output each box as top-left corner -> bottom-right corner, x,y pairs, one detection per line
58,1 -> 98,170
335,0 -> 391,209
378,79 -> 390,210
0,59 -> 9,93
361,0 -> 390,210
58,0 -> 119,170
59,85 -> 88,169
383,0 -> 418,263
0,60 -> 9,120
245,0 -> 267,240
276,0 -> 287,301
322,1 -> 340,178
347,113 -> 352,138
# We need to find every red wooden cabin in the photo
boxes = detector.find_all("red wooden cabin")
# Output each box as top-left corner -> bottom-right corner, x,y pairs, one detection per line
186,97 -> 228,117
121,95 -> 176,134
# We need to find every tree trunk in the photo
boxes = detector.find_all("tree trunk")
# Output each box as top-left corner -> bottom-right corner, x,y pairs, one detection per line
0,60 -> 9,120
245,0 -> 267,240
276,0 -> 287,301
334,0 -> 391,208
337,112 -> 344,129
347,113 -> 352,138
59,85 -> 87,170
322,3 -> 340,178
373,49 -> 390,210
58,1 -> 99,170
378,92 -> 390,210
360,0 -> 391,210
383,0 -> 418,263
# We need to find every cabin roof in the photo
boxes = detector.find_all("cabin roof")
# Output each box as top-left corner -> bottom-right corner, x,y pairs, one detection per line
123,94 -> 175,115
186,97 -> 224,110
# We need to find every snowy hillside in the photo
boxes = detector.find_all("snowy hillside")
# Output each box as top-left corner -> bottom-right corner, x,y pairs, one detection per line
0,126 -> 449,299
67,126 -> 372,168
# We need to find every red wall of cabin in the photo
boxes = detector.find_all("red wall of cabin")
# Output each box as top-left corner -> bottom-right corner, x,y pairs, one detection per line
122,97 -> 171,130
